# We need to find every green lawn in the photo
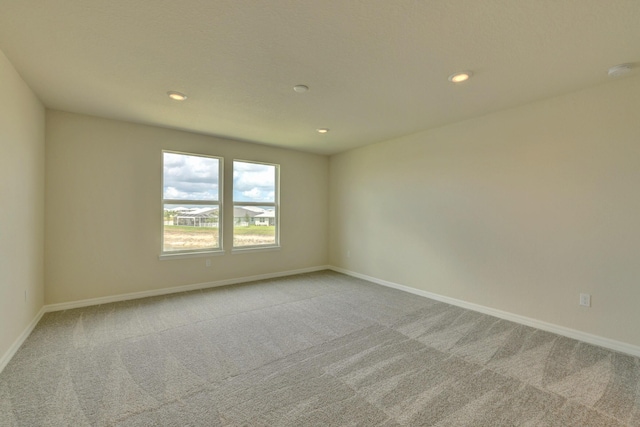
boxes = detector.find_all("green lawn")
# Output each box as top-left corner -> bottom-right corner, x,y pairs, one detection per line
233,225 -> 276,236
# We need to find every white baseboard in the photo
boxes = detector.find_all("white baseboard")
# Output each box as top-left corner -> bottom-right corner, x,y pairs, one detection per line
0,306 -> 46,374
329,266 -> 640,358
1,266 -> 329,375
44,265 -> 330,312
6,265 -> 636,376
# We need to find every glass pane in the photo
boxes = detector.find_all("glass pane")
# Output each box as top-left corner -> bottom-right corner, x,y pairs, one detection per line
163,204 -> 220,251
233,161 -> 275,203
163,152 -> 219,201
233,205 -> 277,247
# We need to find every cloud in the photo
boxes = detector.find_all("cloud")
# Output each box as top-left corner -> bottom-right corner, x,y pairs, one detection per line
233,161 -> 276,202
163,152 -> 219,200
242,188 -> 262,199
163,155 -> 276,204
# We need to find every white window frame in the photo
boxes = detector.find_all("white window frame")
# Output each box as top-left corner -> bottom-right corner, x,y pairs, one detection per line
161,150 -> 223,257
232,159 -> 280,251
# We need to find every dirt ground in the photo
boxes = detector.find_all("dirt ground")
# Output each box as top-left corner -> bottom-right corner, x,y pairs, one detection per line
163,229 -> 274,250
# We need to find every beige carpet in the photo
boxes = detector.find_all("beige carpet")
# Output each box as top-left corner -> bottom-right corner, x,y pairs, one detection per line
1,270 -> 638,426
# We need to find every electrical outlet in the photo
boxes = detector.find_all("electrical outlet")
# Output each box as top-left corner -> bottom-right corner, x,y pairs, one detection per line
205,259 -> 211,267
347,250 -> 351,258
579,293 -> 591,307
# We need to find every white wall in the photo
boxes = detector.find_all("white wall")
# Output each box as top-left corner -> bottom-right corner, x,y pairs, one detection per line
45,111 -> 329,304
330,74 -> 640,347
0,51 -> 45,360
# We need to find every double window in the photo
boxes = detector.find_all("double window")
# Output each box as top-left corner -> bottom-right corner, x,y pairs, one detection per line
162,151 -> 279,255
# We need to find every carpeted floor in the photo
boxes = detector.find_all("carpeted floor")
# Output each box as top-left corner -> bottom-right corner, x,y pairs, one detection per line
1,270 -> 639,426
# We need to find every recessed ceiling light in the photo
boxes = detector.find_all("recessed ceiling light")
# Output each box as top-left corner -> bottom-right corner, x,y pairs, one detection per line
316,128 -> 329,134
167,91 -> 188,101
608,63 -> 633,78
293,84 -> 309,93
448,71 -> 472,83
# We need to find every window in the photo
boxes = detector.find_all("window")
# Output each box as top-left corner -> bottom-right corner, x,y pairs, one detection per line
162,151 -> 222,254
233,160 -> 279,248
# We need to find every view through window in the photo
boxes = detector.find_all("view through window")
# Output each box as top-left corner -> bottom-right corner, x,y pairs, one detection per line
162,151 -> 221,253
233,160 -> 279,248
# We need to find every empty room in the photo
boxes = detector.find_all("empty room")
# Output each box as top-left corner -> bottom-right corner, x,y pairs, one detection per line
1,1 -> 640,425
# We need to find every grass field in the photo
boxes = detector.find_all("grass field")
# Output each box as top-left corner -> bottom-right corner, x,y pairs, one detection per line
163,225 -> 276,250
233,225 -> 276,236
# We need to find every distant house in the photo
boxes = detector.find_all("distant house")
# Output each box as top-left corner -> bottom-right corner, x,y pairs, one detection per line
164,206 -> 274,227
234,206 -> 267,226
254,210 -> 275,226
173,207 -> 219,227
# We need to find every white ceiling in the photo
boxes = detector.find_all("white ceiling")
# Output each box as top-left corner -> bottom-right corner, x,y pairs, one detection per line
1,1 -> 639,155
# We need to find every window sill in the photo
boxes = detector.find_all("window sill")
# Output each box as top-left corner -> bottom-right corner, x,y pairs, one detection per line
231,245 -> 281,255
159,250 -> 225,260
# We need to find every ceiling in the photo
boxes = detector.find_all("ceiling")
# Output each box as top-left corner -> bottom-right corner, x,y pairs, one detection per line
1,1 -> 639,155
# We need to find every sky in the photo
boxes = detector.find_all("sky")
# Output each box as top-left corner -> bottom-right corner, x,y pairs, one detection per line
163,152 -> 276,203
233,161 -> 276,203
